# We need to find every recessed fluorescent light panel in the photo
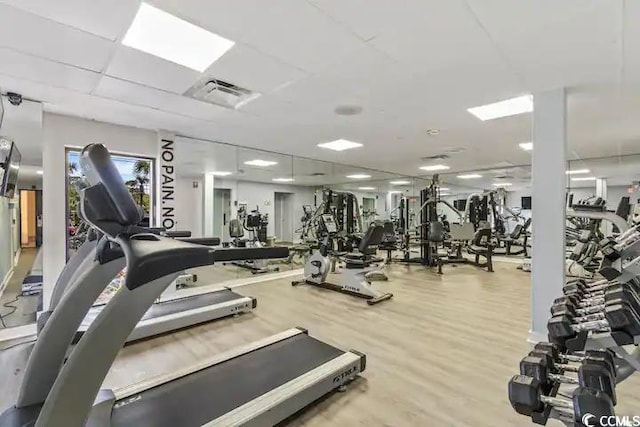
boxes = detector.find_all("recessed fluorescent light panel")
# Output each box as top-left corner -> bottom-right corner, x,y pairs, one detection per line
347,174 -> 371,179
492,182 -> 512,187
317,139 -> 363,151
440,188 -> 450,191
519,142 -> 533,151
419,164 -> 450,171
272,178 -> 294,182
358,187 -> 376,191
566,169 -> 590,175
37,170 -> 43,175
457,174 -> 482,179
571,177 -> 597,182
209,171 -> 232,176
122,3 -> 235,72
390,180 -> 411,185
468,95 -> 533,121
244,159 -> 277,167
389,190 -> 403,194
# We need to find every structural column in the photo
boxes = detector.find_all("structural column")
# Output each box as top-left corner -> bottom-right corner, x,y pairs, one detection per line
203,173 -> 215,237
596,178 -> 610,235
530,88 -> 567,341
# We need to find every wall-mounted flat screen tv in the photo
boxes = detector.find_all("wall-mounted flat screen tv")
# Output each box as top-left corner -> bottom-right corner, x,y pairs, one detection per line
0,138 -> 21,198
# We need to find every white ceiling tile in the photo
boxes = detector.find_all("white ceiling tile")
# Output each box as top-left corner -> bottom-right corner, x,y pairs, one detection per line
0,48 -> 101,92
368,0 -> 508,75
308,0 -> 432,41
496,2 -> 621,91
204,43 -> 308,94
106,46 -> 202,94
0,0 -> 140,41
466,0 -> 606,42
0,3 -> 115,72
151,0 -> 365,73
93,76 -> 241,121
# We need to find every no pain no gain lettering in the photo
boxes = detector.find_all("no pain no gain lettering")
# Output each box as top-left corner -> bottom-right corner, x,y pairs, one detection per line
159,139 -> 176,230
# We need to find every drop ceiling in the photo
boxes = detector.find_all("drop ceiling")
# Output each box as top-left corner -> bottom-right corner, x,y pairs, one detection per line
0,0 -> 638,180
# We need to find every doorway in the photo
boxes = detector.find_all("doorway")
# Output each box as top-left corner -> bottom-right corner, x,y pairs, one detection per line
20,189 -> 41,248
213,188 -> 232,241
274,192 -> 294,244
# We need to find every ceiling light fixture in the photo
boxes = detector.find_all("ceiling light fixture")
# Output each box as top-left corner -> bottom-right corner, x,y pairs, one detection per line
389,190 -> 403,194
571,177 -> 597,182
468,95 -> 533,121
272,178 -> 294,183
492,182 -> 512,187
426,129 -> 440,136
122,2 -> 235,72
390,180 -> 411,185
519,142 -> 533,151
566,169 -> 590,175
209,171 -> 232,176
346,174 -> 371,179
440,187 -> 450,191
358,187 -> 376,191
244,159 -> 277,167
457,173 -> 482,179
419,164 -> 450,171
37,170 -> 43,175
317,139 -> 363,151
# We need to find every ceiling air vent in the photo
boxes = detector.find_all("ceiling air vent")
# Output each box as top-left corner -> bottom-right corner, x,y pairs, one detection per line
185,77 -> 260,109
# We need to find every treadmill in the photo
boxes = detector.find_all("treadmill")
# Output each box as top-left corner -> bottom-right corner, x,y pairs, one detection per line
38,232 -> 267,345
0,143 -> 366,427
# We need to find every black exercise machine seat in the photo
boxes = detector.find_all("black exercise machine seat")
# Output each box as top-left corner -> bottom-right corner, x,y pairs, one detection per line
342,224 -> 385,266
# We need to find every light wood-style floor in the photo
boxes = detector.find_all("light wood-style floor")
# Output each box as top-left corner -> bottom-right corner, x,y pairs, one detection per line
103,262 -> 640,426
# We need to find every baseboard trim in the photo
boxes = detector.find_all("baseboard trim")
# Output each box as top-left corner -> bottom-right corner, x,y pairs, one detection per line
527,330 -> 548,344
0,267 -> 14,300
13,248 -> 21,267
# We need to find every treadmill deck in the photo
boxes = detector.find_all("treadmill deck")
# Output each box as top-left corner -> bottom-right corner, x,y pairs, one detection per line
111,333 -> 345,427
76,289 -> 252,341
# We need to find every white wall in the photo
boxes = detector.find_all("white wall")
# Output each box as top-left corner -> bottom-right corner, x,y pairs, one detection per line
175,177 -> 203,236
0,198 -> 13,294
42,113 -> 157,309
211,179 -> 317,240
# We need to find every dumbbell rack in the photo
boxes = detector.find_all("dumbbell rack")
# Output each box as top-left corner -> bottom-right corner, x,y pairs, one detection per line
509,224 -> 640,426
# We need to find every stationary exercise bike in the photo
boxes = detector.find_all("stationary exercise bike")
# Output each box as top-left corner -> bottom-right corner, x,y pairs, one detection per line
292,213 -> 393,305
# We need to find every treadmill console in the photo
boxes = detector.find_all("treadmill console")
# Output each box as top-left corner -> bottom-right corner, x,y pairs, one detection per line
320,214 -> 338,233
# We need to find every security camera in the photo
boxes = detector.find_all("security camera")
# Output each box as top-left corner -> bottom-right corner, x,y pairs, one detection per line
7,92 -> 22,106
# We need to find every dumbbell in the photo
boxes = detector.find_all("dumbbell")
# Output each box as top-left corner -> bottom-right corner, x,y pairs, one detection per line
552,287 -> 640,321
520,355 -> 616,404
562,278 -> 639,299
548,301 -> 640,348
559,288 -> 640,326
508,375 -> 614,424
555,282 -> 640,310
533,343 -> 616,377
563,279 -> 610,296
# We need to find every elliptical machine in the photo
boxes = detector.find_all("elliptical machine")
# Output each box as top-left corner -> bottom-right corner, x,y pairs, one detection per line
292,213 -> 393,305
